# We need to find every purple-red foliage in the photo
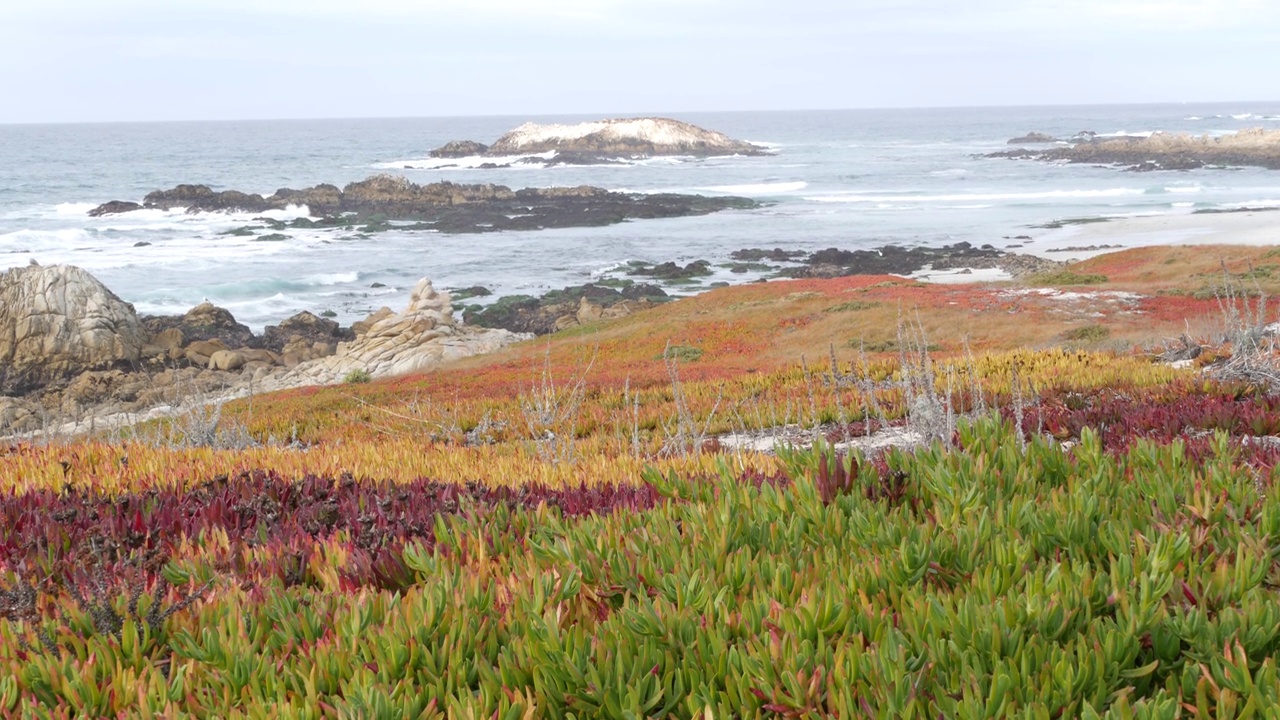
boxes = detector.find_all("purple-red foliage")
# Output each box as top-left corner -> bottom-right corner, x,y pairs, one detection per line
0,472 -> 662,593
1008,387 -> 1280,471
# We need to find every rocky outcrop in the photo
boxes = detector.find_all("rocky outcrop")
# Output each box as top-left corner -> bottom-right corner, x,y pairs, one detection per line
463,282 -> 667,335
429,117 -> 769,164
87,176 -> 757,232
269,279 -> 529,387
142,302 -> 256,351
990,128 -> 1280,171
429,140 -> 489,158
260,311 -> 352,353
0,264 -> 148,395
88,201 -> 142,217
1007,132 -> 1059,144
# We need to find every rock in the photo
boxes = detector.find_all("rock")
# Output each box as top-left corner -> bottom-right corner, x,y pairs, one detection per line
0,397 -> 36,433
270,184 -> 342,215
208,350 -> 246,372
576,297 -> 604,324
352,307 -> 394,338
0,264 -> 148,395
266,279 -> 528,387
429,140 -> 490,158
88,200 -> 143,217
114,175 -> 756,233
240,348 -> 280,366
627,260 -> 713,280
465,282 -> 666,335
143,184 -> 275,213
1007,132 -> 1059,144
143,302 -> 256,351
485,117 -> 768,158
261,310 -> 351,353
554,315 -> 580,332
152,328 -> 184,350
184,340 -> 227,367
986,128 -> 1280,171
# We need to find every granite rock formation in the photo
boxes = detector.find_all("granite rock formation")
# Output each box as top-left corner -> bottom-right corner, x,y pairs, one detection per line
0,264 -> 148,395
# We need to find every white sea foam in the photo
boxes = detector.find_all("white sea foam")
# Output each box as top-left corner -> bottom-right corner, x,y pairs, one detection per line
54,202 -> 98,215
1099,130 -> 1156,139
806,188 -> 1146,204
374,151 -> 557,171
698,181 -> 807,195
303,271 -> 359,285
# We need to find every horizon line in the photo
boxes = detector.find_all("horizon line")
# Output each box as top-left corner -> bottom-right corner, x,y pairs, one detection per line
4,99 -> 1279,127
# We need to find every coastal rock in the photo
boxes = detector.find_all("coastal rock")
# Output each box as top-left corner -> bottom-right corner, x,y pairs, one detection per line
143,302 -> 256,350
0,264 -> 148,395
0,397 -> 36,433
270,279 -> 529,386
1007,132 -> 1059,144
184,339 -> 227,367
986,127 -> 1280,171
143,184 -> 275,213
261,311 -> 351,353
340,176 -> 517,216
429,140 -> 490,158
88,200 -> 143,217
485,117 -> 768,158
352,307 -> 394,338
91,175 -> 756,233
464,282 -> 666,335
208,350 -> 246,372
271,184 -> 343,215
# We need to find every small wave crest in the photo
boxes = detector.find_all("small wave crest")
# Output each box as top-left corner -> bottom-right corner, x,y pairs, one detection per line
806,188 -> 1146,204
698,181 -> 807,195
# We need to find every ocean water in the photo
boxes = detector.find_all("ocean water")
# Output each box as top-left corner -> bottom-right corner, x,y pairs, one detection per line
2,104 -> 1280,330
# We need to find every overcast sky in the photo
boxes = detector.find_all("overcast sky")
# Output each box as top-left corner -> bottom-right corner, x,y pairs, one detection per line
1,0 -> 1277,123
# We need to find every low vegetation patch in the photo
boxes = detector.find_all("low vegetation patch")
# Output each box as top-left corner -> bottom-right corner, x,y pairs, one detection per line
1027,269 -> 1109,286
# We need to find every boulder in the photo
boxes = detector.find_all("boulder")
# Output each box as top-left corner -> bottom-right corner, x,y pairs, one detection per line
0,264 -> 147,395
184,339 -> 227,366
1007,132 -> 1059,144
208,350 -> 246,372
143,184 -> 275,213
261,310 -> 351,353
429,140 -> 490,158
143,302 -> 255,350
266,278 -> 528,387
576,297 -> 604,324
352,307 -> 394,337
88,200 -> 143,217
152,327 -> 184,349
0,397 -> 36,434
270,184 -> 342,215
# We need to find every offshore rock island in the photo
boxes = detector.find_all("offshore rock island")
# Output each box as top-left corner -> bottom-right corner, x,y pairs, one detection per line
428,116 -> 771,166
87,174 -> 757,233
989,127 -> 1280,171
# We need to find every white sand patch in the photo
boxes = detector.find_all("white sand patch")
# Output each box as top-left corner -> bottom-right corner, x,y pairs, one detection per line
1024,210 -> 1280,260
909,267 -> 1012,284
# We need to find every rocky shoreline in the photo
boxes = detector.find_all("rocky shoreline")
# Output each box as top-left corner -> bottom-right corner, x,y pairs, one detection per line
987,127 -> 1280,171
461,242 -> 1061,335
0,264 -> 528,437
1,241 -> 1059,437
87,175 -> 757,233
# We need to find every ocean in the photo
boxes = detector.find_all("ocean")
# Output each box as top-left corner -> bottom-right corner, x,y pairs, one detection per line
3,104 -> 1279,330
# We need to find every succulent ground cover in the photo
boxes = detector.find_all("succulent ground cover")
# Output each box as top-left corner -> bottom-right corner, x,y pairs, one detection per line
2,245 -> 1280,716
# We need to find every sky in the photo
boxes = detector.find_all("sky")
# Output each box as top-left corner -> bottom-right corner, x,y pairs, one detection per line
1,0 -> 1278,123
